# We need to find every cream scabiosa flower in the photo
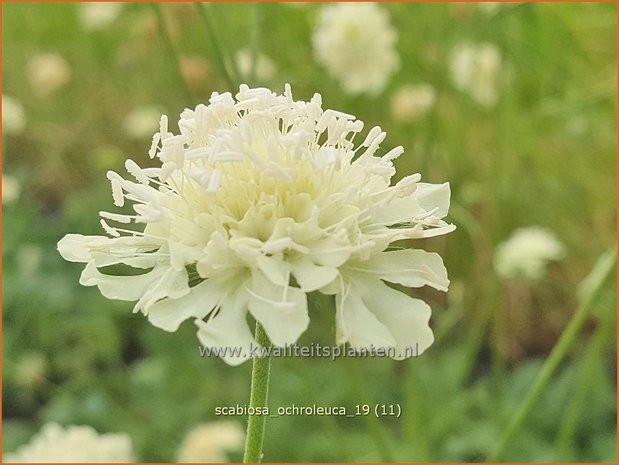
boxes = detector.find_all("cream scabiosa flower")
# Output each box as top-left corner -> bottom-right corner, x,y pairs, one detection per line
58,85 -> 454,365
313,3 -> 399,95
4,423 -> 135,463
176,421 -> 244,463
494,226 -> 565,280
449,42 -> 502,107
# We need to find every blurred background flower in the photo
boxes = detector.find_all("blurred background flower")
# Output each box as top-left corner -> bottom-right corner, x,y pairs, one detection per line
494,227 -> 565,281
77,2 -> 124,32
449,42 -> 502,107
27,52 -> 71,97
176,421 -> 244,463
4,423 -> 135,463
312,2 -> 399,95
390,84 -> 437,123
2,95 -> 26,135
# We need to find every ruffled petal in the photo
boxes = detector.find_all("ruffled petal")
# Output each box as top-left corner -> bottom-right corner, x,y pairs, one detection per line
58,234 -> 159,268
195,290 -> 255,366
247,272 -> 309,346
335,286 -> 396,349
79,261 -> 167,301
290,256 -> 339,292
58,234 -> 108,262
416,182 -> 450,218
372,196 -> 420,225
350,249 -> 449,291
133,266 -> 189,313
147,278 -> 225,332
256,255 -> 290,287
360,280 -> 434,358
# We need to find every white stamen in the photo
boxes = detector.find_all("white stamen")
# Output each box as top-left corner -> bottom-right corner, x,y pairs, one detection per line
100,219 -> 120,237
99,211 -> 132,224
125,159 -> 150,184
383,145 -> 404,161
206,169 -> 222,193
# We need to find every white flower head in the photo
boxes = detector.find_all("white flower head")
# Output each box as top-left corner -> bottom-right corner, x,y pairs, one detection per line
17,244 -> 43,278
176,421 -> 244,463
4,423 -> 135,463
313,3 -> 399,95
14,352 -> 47,388
2,95 -> 26,135
77,2 -> 124,31
58,84 -> 454,365
494,226 -> 565,281
2,174 -> 21,205
478,2 -> 521,15
236,49 -> 277,83
449,42 -> 502,107
390,84 -> 437,123
27,52 -> 71,97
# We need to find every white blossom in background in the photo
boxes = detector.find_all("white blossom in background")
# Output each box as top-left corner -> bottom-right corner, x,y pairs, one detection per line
2,95 -> 26,135
58,85 -> 454,365
176,421 -> 244,463
2,174 -> 21,205
180,55 -> 211,91
123,105 -> 165,140
14,352 -> 47,388
313,3 -> 399,95
494,227 -> 565,280
77,2 -> 124,31
17,244 -> 43,278
390,84 -> 436,122
478,2 -> 521,15
4,423 -> 135,463
27,53 -> 71,97
235,49 -> 276,82
449,42 -> 502,107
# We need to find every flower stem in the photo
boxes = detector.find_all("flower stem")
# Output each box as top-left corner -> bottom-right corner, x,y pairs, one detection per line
243,323 -> 272,463
486,247 -> 616,462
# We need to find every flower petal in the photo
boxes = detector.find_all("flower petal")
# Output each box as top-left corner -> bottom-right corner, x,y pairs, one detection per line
335,286 -> 396,349
372,196 -> 420,225
290,256 -> 339,292
360,280 -> 434,358
147,278 -> 225,332
58,234 -> 107,262
195,290 -> 255,366
416,182 -> 450,218
349,249 -> 449,291
133,266 -> 189,313
79,261 -> 167,301
256,255 -> 290,287
58,234 -> 159,268
247,272 -> 309,346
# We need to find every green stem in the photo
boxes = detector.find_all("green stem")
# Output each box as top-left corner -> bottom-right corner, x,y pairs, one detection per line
243,323 -> 272,463
195,3 -> 237,91
486,248 -> 616,462
150,4 -> 192,104
554,323 -> 608,459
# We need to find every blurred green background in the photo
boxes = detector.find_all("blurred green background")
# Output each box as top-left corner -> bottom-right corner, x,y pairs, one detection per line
2,2 -> 616,462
